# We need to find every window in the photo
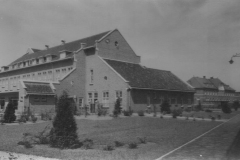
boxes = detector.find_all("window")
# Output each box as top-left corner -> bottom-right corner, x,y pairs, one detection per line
90,69 -> 93,84
68,67 -> 73,71
41,96 -> 47,102
43,72 -> 47,81
23,75 -> 26,79
116,90 -> 122,99
27,74 -> 30,79
13,77 -> 16,86
0,98 -> 5,109
103,91 -> 109,107
34,97 -> 39,102
79,98 -> 83,107
62,68 -> 67,76
38,73 -> 41,80
32,73 -> 35,80
48,71 -> 52,81
55,69 -> 61,80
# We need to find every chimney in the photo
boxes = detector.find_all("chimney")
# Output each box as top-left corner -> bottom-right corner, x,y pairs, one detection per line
81,43 -> 86,49
203,76 -> 206,79
61,40 -> 65,45
45,45 -> 49,50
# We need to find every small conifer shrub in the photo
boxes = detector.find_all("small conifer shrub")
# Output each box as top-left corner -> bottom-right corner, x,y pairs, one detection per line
161,98 -> 171,114
49,91 -> 79,149
3,102 -> 16,123
113,98 -> 122,117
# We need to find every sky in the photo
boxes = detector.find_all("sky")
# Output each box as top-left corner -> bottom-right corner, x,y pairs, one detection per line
1,0 -> 240,90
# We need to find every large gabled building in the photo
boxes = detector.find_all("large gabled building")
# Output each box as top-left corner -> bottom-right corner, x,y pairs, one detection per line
187,76 -> 237,108
0,29 -> 194,116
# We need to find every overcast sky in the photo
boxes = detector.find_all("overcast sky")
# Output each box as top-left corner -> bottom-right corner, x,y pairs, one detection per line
1,0 -> 240,90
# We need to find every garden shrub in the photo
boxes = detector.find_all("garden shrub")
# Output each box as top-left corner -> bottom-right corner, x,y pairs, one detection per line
217,115 -> 221,120
34,124 -> 51,145
113,98 -> 122,117
31,115 -> 37,123
161,98 -> 171,114
232,101 -> 240,111
137,137 -> 147,144
123,110 -> 133,116
103,145 -> 114,151
211,116 -> 216,121
128,142 -> 138,149
196,101 -> 203,111
41,110 -> 53,121
82,138 -> 94,149
49,91 -> 79,149
172,107 -> 182,118
114,141 -> 124,147
3,102 -> 16,123
18,132 -> 36,148
153,105 -> 157,117
221,102 -> 232,114
138,110 -> 145,116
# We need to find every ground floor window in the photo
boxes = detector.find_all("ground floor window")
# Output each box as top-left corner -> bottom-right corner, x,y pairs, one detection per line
103,91 -> 109,107
0,98 -> 5,109
78,98 -> 83,107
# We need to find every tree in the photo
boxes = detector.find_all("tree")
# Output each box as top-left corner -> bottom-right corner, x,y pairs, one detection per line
49,91 -> 78,148
161,98 -> 171,114
113,98 -> 122,117
232,101 -> 240,111
196,101 -> 202,111
221,102 -> 232,114
3,102 -> 16,123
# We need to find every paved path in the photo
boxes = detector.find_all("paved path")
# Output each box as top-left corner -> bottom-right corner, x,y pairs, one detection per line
0,151 -> 59,160
160,114 -> 240,160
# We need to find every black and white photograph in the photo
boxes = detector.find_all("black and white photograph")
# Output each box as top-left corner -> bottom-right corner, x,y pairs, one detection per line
0,0 -> 240,159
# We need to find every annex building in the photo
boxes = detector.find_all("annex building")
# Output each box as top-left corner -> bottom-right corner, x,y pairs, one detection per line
0,29 -> 194,115
187,76 -> 238,108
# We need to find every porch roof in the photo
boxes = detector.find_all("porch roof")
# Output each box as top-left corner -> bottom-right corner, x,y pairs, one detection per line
24,82 -> 54,95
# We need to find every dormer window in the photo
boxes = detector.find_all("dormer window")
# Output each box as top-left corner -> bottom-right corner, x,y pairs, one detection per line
60,52 -> 66,59
36,59 -> 39,64
59,50 -> 71,59
46,55 -> 53,62
38,57 -> 44,64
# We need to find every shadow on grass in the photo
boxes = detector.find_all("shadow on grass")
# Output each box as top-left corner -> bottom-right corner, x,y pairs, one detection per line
226,128 -> 240,160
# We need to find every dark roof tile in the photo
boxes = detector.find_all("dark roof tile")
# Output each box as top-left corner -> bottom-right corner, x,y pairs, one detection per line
9,30 -> 111,65
24,82 -> 54,94
104,59 -> 194,91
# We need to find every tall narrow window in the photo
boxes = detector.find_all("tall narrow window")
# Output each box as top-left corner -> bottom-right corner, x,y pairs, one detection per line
103,91 -> 109,107
90,69 -> 93,84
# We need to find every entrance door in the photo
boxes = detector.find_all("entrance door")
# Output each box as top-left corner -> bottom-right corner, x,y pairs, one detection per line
88,92 -> 98,113
9,97 -> 18,110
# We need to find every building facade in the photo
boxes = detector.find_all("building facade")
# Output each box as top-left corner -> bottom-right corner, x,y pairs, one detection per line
187,76 -> 238,108
0,29 -> 194,116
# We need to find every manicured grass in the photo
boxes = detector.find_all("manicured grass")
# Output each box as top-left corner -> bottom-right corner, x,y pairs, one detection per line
182,110 -> 240,120
0,117 -> 222,160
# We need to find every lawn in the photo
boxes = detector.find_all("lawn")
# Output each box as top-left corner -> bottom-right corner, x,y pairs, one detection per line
182,110 -> 240,120
0,116 -> 222,160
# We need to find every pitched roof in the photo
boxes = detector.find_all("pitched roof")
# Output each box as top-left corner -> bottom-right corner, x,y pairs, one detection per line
104,59 -> 194,92
9,30 -> 111,66
209,78 -> 235,91
24,82 -> 54,94
188,77 -> 235,91
187,77 -> 216,89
